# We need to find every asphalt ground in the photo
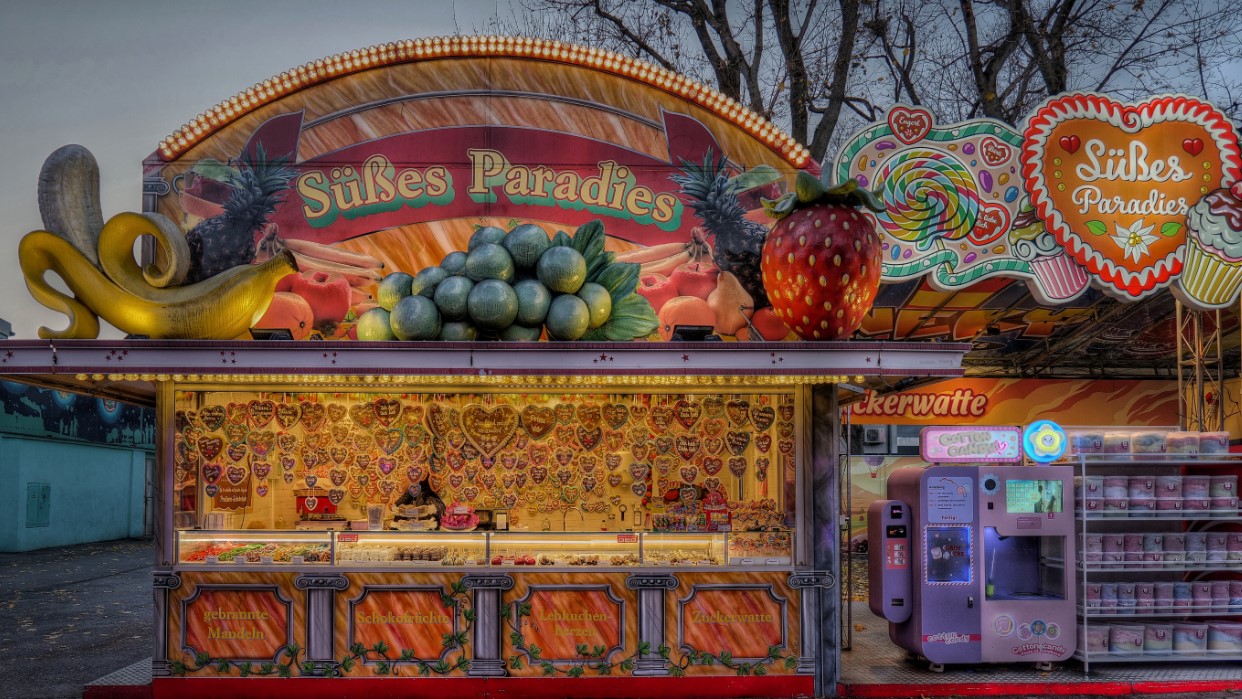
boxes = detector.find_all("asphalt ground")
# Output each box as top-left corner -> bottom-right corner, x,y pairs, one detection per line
0,539 -> 153,699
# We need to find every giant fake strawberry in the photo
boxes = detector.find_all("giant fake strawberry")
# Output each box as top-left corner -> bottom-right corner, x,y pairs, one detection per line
760,174 -> 884,340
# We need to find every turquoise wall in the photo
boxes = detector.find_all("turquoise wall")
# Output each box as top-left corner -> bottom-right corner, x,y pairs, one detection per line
0,435 -> 150,552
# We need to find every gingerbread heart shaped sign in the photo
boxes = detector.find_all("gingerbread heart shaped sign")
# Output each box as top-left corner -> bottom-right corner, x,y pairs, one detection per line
1022,93 -> 1242,300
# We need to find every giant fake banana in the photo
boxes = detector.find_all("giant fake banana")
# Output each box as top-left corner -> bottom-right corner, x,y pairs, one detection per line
20,221 -> 296,340
37,144 -> 104,266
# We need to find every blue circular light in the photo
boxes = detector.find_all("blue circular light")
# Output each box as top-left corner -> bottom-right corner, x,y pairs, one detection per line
1024,420 -> 1066,463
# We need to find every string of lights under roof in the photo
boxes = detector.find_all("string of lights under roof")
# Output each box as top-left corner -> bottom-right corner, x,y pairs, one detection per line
156,35 -> 812,167
75,373 -> 858,387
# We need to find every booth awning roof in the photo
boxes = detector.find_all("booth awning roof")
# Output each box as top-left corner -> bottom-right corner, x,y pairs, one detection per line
0,339 -> 969,406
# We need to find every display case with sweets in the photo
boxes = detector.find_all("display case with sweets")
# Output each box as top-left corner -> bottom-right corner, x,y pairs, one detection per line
1199,432 -> 1231,455
176,531 -> 333,565
1130,432 -> 1167,459
1068,431 -> 1104,456
1166,431 -> 1200,455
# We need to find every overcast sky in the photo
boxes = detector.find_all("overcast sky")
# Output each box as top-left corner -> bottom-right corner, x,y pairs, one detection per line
0,0 -> 507,338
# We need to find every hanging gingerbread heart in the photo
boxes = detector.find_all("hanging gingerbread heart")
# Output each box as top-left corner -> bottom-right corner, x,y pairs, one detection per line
202,463 -> 222,484
330,446 -> 350,465
778,422 -> 794,439
460,404 -> 519,458
728,457 -> 747,477
703,396 -> 726,418
446,430 -> 467,450
514,472 -> 528,488
404,424 -> 427,449
406,465 -> 425,483
629,404 -> 649,422
326,403 -> 347,423
576,425 -> 603,451
462,485 -> 480,501
465,463 -> 480,481
679,465 -> 699,483
528,443 -> 551,466
608,473 -> 623,488
576,403 -> 602,428
750,405 -> 776,431
280,454 -> 296,472
756,434 -> 772,453
329,468 -> 348,487
629,463 -> 650,481
554,447 -> 575,467
301,447 -> 320,470
605,431 -> 625,452
481,472 -> 498,490
248,400 -> 276,428
602,403 -> 629,430
777,401 -> 795,423
328,489 -> 345,505
427,404 -> 457,437
373,428 -> 403,455
224,423 -> 249,447
703,419 -> 725,439
376,457 -> 395,476
578,455 -> 599,473
502,493 -> 518,509
330,423 -> 350,445
554,403 -> 576,424
251,460 -> 271,480
605,453 -> 622,471
225,465 -> 247,485
675,435 -> 701,461
283,471 -> 295,484
400,404 -> 425,430
630,482 -> 647,497
726,399 -> 750,427
352,432 -> 373,452
197,436 -> 224,461
514,433 -> 529,451
373,397 -> 402,426
703,457 -> 723,476
629,443 -> 650,462
779,439 -> 795,455
704,437 -> 725,456
502,473 -> 517,489
449,473 -> 465,489
461,442 -> 481,462
349,402 -> 377,429
199,405 -> 226,431
256,482 -> 269,498
246,430 -> 275,458
276,432 -> 298,452
530,466 -> 549,484
225,402 -> 248,425
555,467 -> 576,485
520,405 -> 556,440
647,405 -> 675,434
300,402 -> 326,431
654,454 -> 677,475
628,427 -> 650,446
226,444 -> 248,462
205,484 -> 220,498
673,399 -> 703,430
500,451 -> 518,470
726,431 -> 751,456
704,476 -> 722,493
275,402 -> 302,430
582,475 -> 599,493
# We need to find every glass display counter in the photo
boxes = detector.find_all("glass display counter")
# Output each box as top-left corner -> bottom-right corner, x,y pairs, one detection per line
176,530 -> 333,565
643,532 -> 726,566
489,531 -> 642,566
333,530 -> 488,566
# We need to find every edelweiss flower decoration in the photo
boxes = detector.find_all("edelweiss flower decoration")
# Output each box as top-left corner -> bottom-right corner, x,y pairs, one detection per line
1111,219 -> 1158,263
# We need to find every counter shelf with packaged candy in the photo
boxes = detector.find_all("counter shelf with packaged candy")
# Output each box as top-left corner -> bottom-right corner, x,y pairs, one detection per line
176,531 -> 333,566
1072,436 -> 1242,670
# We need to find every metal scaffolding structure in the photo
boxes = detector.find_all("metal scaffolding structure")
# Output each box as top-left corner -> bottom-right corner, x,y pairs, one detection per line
1175,302 -> 1224,431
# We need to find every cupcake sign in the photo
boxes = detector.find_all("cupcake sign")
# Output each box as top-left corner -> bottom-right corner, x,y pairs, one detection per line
1022,94 -> 1242,302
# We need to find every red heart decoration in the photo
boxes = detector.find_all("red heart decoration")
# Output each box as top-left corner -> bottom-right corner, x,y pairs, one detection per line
202,463 -> 221,484
966,203 -> 1011,246
888,105 -> 933,145
406,465 -> 425,483
1183,138 -> 1204,156
979,136 -> 1013,167
703,457 -> 723,476
1057,134 -> 1081,154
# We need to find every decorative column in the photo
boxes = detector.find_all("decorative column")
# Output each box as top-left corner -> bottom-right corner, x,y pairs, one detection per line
789,571 -> 836,676
151,571 -> 181,677
464,574 -> 514,677
625,574 -> 679,675
810,384 -> 841,696
294,573 -> 349,674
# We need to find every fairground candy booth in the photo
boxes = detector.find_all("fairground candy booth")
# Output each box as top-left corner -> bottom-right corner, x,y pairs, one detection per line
4,35 -> 1242,699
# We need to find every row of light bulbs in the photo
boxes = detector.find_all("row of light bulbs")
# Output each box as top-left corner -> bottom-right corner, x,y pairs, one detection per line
77,372 -> 857,386
157,35 -> 811,166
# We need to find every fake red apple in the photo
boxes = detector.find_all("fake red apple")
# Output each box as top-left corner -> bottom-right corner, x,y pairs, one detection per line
636,273 -> 679,314
288,270 -> 351,329
670,260 -> 720,300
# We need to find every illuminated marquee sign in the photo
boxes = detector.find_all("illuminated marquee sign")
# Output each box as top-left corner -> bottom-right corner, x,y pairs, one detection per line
921,425 -> 1022,463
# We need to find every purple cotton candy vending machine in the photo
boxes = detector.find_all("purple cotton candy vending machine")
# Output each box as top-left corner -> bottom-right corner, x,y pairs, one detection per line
869,425 -> 1077,670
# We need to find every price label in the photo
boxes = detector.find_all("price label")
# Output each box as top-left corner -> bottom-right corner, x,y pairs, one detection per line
338,533 -> 359,543
740,557 -> 756,565
765,557 -> 782,565
205,555 -> 219,564
234,557 -> 247,564
616,534 -> 638,543
260,556 -> 274,565
291,556 -> 305,565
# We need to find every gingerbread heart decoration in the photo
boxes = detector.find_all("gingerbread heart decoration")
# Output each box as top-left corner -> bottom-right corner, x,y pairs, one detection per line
406,465 -> 425,483
225,465 -> 247,485
673,399 -> 702,430
246,431 -> 275,458
608,473 -> 623,488
726,431 -> 751,455
247,400 -> 276,428
251,460 -> 271,480
703,457 -> 723,476
325,402 -> 346,423
675,435 -> 701,461
500,451 -> 519,470
777,402 -> 795,423
654,454 -> 677,476
202,462 -> 222,484
725,400 -> 750,427
373,398 -> 402,426
400,404 -> 425,429
605,453 -> 622,470
377,455 -> 397,474
355,473 -> 370,487
352,432 -> 373,452
702,396 -> 725,418
630,482 -> 647,497
756,434 -> 772,453
605,431 -> 625,452
481,472 -> 498,490
704,437 -> 724,456
301,447 -> 320,470
205,484 -> 220,498
555,448 -> 575,467
576,403 -> 602,428
374,428 -> 403,455
728,457 -> 747,477
328,489 -> 345,505
427,404 -> 458,437
888,105 -> 933,145
679,465 -> 699,483
629,463 -> 650,481
226,444 -> 248,462
514,433 -> 529,451
449,473 -> 465,489
647,406 -> 675,434
778,422 -> 795,439
628,428 -> 650,446
582,475 -> 599,493
447,452 -> 465,471
251,482 -> 267,498
502,493 -> 518,509
629,443 -> 650,462
275,402 -> 301,430
462,486 -> 480,502
514,472 -> 528,488
779,439 -> 795,455
446,430 -> 467,450
282,472 -> 295,484
280,454 -> 296,472
329,468 -> 348,487
461,404 -> 519,458
276,432 -> 298,452
404,424 -> 427,449
1022,94 -> 1242,300
650,435 -> 673,455
330,446 -> 350,465
225,402 -> 247,425
300,402 -> 326,431
330,423 -> 350,445
602,403 -> 629,430
349,402 -> 377,429
578,455 -> 598,473
750,406 -> 776,432
502,473 -> 517,489
703,419 -> 725,439
575,426 -> 603,451
200,405 -> 226,431
629,405 -> 649,422
520,405 -> 556,440
554,404 -> 576,425
224,422 -> 249,446
528,443 -> 550,466
530,466 -> 548,484
198,436 -> 224,461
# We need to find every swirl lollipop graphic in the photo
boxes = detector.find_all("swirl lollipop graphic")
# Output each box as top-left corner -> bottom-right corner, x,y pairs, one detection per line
875,148 -> 981,250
